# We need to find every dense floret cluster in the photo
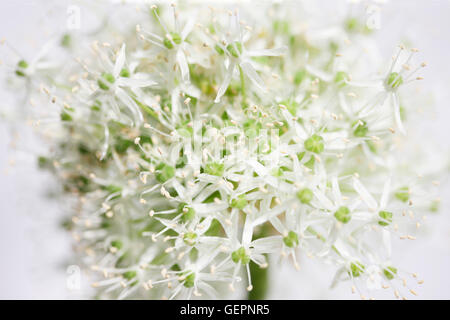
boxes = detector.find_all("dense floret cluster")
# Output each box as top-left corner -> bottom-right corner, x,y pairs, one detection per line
3,1 -> 444,299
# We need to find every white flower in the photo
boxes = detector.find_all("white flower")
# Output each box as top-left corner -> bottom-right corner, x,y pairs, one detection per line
208,11 -> 287,103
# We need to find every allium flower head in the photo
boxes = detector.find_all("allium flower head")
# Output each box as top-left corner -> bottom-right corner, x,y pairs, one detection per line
2,1 -> 446,300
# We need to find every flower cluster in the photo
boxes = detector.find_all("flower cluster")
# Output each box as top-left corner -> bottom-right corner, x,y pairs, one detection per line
2,1 -> 444,299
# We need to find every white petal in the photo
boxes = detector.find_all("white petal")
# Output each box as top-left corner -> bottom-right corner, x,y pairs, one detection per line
358,92 -> 387,118
346,80 -> 384,89
312,188 -> 334,211
242,214 -> 253,245
366,266 -> 382,290
247,159 -> 269,176
269,217 -> 285,234
171,87 -> 181,120
250,253 -> 267,266
155,217 -> 180,231
99,123 -> 109,160
193,203 -> 229,214
252,201 -> 291,227
330,267 -> 346,289
176,50 -> 190,82
352,210 -> 375,221
197,282 -> 218,299
338,91 -> 352,116
113,44 -> 126,78
180,83 -> 201,99
31,39 -> 56,65
305,64 -> 332,82
331,176 -> 342,204
116,77 -> 156,88
353,178 -> 378,210
392,93 -> 406,135
381,228 -> 392,258
181,18 -> 195,40
251,236 -> 283,253
170,179 -> 186,199
198,236 -> 229,247
246,46 -> 287,57
115,88 -> 143,125
118,285 -> 139,300
380,177 -> 391,209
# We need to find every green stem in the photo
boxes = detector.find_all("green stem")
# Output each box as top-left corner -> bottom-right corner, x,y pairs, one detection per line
248,259 -> 268,300
132,97 -> 159,120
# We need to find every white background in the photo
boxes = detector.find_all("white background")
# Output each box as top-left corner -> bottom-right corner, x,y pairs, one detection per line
0,0 -> 449,299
